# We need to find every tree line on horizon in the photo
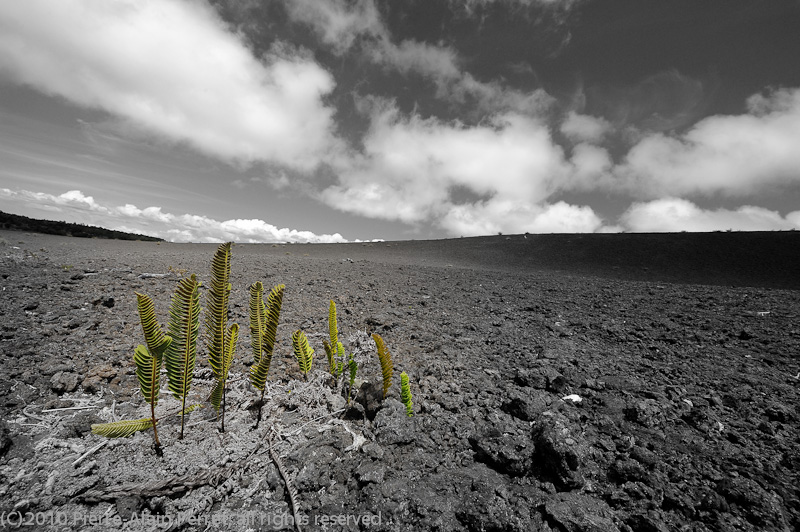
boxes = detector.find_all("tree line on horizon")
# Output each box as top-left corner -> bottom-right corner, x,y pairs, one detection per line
0,210 -> 163,242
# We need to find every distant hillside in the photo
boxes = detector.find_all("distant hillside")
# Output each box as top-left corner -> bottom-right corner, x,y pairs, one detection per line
0,210 -> 163,242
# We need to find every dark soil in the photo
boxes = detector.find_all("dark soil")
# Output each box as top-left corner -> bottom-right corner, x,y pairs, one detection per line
1,229 -> 798,531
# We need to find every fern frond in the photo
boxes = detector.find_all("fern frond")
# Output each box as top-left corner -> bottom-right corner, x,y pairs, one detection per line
328,300 -> 338,349
91,418 -> 154,438
209,323 -> 238,412
133,344 -> 162,407
249,284 -> 284,391
292,330 -> 313,377
249,282 -> 266,365
372,333 -> 394,399
400,371 -> 413,417
206,242 -> 232,383
324,340 -> 336,376
135,292 -> 171,361
165,274 -> 201,438
262,284 -> 284,362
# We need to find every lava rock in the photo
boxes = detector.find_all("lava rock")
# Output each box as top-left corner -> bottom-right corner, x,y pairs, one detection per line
500,388 -> 552,421
716,476 -> 791,530
532,411 -> 588,489
373,399 -> 415,445
542,492 -> 622,532
468,414 -> 534,477
624,399 -> 665,428
50,371 -> 80,394
0,419 -> 11,457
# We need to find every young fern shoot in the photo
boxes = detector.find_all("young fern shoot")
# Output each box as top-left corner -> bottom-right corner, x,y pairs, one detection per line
400,371 -> 414,417
206,242 -> 233,430
165,274 -> 201,439
207,323 -> 237,433
324,300 -> 344,378
249,282 -> 284,426
133,292 -> 171,454
372,333 -> 394,399
91,292 -> 172,454
292,330 -> 314,380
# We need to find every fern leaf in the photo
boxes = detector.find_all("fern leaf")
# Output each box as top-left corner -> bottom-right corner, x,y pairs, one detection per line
133,344 -> 162,407
372,333 -> 394,399
165,274 -> 201,438
250,284 -> 284,391
249,282 -> 266,365
209,323 -> 238,411
262,284 -> 284,362
328,300 -> 338,349
91,418 -> 154,438
135,292 -> 171,361
206,242 -> 232,383
292,330 -> 313,377
323,340 -> 335,376
400,372 -> 413,417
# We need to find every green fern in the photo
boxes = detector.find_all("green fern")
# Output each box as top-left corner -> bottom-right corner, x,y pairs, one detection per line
400,371 -> 413,417
91,418 -> 154,438
165,274 -> 201,439
206,242 -> 232,419
91,404 -> 202,440
250,285 -> 283,380
209,323 -> 238,432
323,339 -> 336,377
249,282 -> 266,366
133,292 -> 172,453
328,300 -> 338,350
347,354 -> 358,405
249,283 -> 284,426
292,330 -> 314,379
372,333 -> 394,399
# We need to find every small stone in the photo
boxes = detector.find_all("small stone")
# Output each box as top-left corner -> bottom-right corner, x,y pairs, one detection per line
50,371 -> 80,394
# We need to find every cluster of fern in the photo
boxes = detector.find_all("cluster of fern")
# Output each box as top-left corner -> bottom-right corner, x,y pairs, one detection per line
322,300 -> 413,416
91,243 -> 413,456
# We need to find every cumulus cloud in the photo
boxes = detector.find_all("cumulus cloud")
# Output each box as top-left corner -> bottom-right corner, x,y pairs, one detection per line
320,100 -> 603,235
0,188 -> 347,243
560,112 -> 612,144
283,0 -> 386,54
620,198 -> 800,233
441,200 -> 603,236
617,87 -> 800,197
0,0 -> 340,171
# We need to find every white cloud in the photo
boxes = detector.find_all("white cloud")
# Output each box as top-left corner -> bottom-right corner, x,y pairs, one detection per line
441,200 -> 603,236
283,0 -> 386,54
0,188 -> 347,243
322,101 -> 583,234
0,0 -> 340,171
617,87 -> 800,197
620,198 -> 800,233
560,112 -> 611,143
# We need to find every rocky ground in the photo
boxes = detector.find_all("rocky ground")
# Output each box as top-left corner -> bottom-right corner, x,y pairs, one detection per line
0,229 -> 798,532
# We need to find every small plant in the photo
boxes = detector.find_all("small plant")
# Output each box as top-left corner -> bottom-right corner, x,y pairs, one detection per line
292,330 -> 314,379
249,282 -> 285,425
132,292 -> 172,455
168,265 -> 188,277
206,243 -> 234,431
400,372 -> 413,417
165,274 -> 201,439
323,300 -> 346,378
346,354 -> 358,406
372,333 -> 393,399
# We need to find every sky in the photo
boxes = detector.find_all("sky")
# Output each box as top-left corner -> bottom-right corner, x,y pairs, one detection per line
1,0 -> 800,243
